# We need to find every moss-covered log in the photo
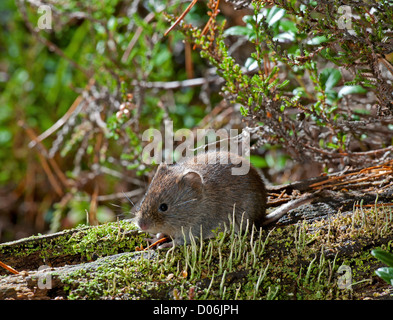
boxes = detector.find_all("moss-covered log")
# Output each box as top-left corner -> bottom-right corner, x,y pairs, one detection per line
1,194 -> 392,300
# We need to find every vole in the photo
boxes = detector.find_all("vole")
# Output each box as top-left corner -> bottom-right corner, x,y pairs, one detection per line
133,151 -> 313,247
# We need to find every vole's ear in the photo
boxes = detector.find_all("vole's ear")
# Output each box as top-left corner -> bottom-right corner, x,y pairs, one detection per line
150,162 -> 169,185
155,162 -> 168,174
176,169 -> 204,192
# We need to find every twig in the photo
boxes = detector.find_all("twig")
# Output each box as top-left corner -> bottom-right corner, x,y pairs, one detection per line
378,55 -> 393,77
131,76 -> 220,89
20,121 -> 64,197
305,144 -> 393,159
185,41 -> 194,79
28,78 -> 95,148
164,0 -> 198,36
313,172 -> 390,190
308,160 -> 393,193
21,120 -> 70,189
0,260 -> 19,275
135,237 -> 171,251
121,12 -> 155,63
199,0 -> 220,37
355,203 -> 393,208
73,189 -> 144,202
88,184 -> 99,226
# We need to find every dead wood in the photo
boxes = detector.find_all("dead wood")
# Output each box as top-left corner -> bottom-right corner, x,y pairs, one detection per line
0,251 -> 150,300
0,225 -> 140,276
267,159 -> 393,209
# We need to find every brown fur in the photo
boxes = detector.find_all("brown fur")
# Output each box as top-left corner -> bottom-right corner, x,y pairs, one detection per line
134,151 -> 267,245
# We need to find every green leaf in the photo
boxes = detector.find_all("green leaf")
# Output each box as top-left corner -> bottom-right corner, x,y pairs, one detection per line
242,15 -> 254,25
0,129 -> 12,145
107,16 -> 118,31
375,267 -> 393,286
307,36 -> 328,45
273,32 -> 295,42
250,155 -> 267,168
277,79 -> 290,89
293,87 -> 307,98
224,26 -> 254,38
338,85 -> 367,98
372,249 -> 393,267
245,57 -> 258,71
266,7 -> 286,27
326,142 -> 339,149
319,68 -> 342,91
240,106 -> 249,116
326,89 -> 338,104
279,19 -> 298,33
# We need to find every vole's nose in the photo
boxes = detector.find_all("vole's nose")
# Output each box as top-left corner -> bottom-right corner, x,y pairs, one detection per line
137,218 -> 150,231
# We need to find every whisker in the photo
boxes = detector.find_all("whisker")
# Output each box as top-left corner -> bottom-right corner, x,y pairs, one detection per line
109,203 -> 122,208
122,190 -> 136,207
173,198 -> 198,208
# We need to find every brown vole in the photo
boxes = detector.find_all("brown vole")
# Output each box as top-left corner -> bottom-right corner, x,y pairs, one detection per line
134,151 -> 313,247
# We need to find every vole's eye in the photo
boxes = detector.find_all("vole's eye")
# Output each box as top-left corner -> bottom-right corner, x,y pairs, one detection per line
159,203 -> 168,212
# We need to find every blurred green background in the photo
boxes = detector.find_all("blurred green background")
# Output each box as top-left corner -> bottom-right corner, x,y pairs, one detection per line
1,0 -> 392,242
0,0 -> 256,241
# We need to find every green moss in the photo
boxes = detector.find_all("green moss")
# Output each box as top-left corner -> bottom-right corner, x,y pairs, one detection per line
3,203 -> 392,299
69,220 -> 142,260
0,220 -> 144,262
53,203 -> 392,299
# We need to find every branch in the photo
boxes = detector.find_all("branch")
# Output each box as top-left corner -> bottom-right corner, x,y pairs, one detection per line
130,75 -> 222,89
